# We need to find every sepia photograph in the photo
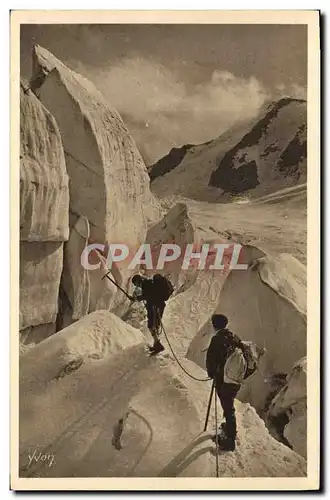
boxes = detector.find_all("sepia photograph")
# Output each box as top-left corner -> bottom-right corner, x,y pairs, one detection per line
11,10 -> 320,490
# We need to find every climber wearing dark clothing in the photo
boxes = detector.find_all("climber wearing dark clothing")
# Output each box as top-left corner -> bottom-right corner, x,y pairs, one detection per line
206,314 -> 244,451
131,274 -> 173,354
146,301 -> 165,333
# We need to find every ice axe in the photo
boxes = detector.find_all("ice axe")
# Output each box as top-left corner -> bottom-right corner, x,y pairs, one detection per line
102,271 -> 134,301
203,380 -> 215,432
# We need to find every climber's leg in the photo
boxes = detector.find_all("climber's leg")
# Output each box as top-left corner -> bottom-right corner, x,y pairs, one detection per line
147,304 -> 164,352
215,382 -> 240,451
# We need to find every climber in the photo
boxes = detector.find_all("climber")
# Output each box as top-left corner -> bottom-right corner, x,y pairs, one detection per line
206,314 -> 244,452
131,274 -> 174,355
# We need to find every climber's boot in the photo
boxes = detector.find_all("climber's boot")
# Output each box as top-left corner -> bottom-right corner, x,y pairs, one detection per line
215,435 -> 236,452
149,340 -> 165,356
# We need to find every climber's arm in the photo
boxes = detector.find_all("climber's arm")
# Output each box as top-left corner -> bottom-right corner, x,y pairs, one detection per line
206,336 -> 220,379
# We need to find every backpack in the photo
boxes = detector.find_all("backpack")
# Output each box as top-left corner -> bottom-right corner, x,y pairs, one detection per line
152,274 -> 174,302
241,341 -> 264,379
223,341 -> 265,385
223,348 -> 247,385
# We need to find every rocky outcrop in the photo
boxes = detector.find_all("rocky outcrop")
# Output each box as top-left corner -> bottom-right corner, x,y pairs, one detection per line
209,98 -> 306,194
30,45 -> 160,316
268,357 -> 307,459
150,121 -> 252,200
19,81 -> 69,341
149,144 -> 195,181
150,98 -> 306,201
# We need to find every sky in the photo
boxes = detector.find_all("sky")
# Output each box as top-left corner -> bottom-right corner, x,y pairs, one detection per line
20,24 -> 307,164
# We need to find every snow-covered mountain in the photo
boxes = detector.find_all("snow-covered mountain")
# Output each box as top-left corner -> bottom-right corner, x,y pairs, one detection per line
150,98 -> 306,201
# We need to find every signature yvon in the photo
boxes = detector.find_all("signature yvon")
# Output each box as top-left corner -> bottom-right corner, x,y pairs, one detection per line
27,449 -> 55,468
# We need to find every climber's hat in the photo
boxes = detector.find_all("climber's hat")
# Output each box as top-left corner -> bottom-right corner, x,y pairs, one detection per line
132,274 -> 143,286
211,314 -> 228,330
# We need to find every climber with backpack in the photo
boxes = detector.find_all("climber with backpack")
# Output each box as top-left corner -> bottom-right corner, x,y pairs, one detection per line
206,314 -> 265,451
131,273 -> 174,355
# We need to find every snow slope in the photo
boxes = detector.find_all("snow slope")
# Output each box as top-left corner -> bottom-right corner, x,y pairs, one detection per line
20,310 -> 144,391
183,189 -> 307,264
19,313 -> 306,478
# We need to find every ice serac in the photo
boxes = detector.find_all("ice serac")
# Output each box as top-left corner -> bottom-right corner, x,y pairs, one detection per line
31,45 -> 160,313
188,252 -> 306,412
62,215 -> 91,320
20,81 -> 69,241
19,241 -> 63,331
268,357 -> 307,459
150,98 -> 306,201
20,81 -> 69,340
125,202 -> 236,352
146,202 -> 196,289
19,314 -> 305,478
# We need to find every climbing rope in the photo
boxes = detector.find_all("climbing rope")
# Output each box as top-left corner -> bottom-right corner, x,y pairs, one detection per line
214,382 -> 219,478
98,276 -> 220,476
99,264 -> 210,384
159,316 -> 211,383
160,316 -> 220,478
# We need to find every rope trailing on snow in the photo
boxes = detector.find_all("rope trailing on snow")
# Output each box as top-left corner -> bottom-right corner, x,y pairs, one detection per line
99,271 -> 210,382
159,316 -> 211,382
160,316 -> 220,478
97,275 -> 220,476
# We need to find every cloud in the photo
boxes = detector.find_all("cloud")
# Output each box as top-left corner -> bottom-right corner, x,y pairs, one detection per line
73,58 -> 304,164
275,83 -> 307,100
